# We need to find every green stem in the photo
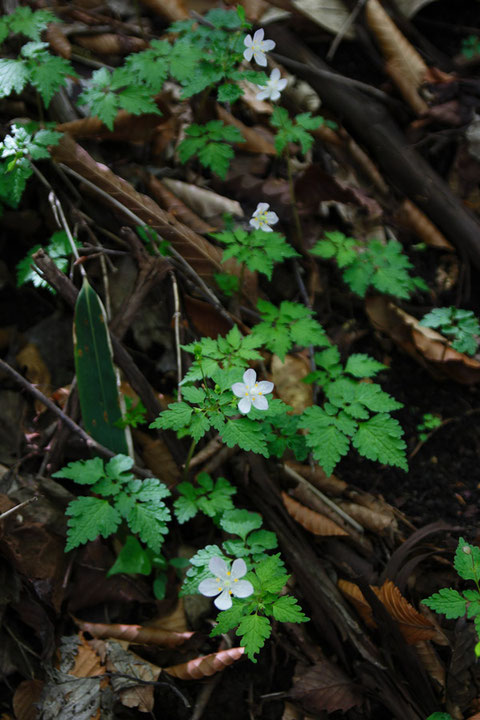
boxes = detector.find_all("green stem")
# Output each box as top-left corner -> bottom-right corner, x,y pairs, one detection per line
236,260 -> 246,307
183,437 -> 197,481
285,150 -> 303,250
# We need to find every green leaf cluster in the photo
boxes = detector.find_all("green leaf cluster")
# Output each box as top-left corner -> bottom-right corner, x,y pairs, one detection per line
420,306 -> 480,356
423,538 -> 480,643
0,40 -> 76,107
116,396 -> 147,429
0,124 -> 63,209
174,472 -> 236,523
252,299 -> 328,360
311,232 -> 427,299
301,347 -> 406,475
78,66 -> 161,131
181,324 -> 263,382
16,230 -> 78,293
416,412 -> 442,442
122,39 -> 171,93
270,107 -> 323,155
168,8 -> 265,102
0,6 -> 57,43
213,228 -> 299,280
53,455 -> 171,553
461,35 -> 480,59
178,121 -> 244,179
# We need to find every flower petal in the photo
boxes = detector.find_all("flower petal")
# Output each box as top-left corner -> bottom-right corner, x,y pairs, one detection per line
244,34 -> 253,47
270,90 -> 280,101
256,381 -> 274,394
249,217 -> 260,229
231,558 -> 247,579
231,382 -> 246,398
252,394 -> 268,410
214,589 -> 233,610
199,578 -> 222,597
253,50 -> 267,66
253,28 -> 265,42
254,202 -> 269,214
277,79 -> 288,91
256,89 -> 270,101
265,212 -> 279,225
243,48 -> 254,62
243,368 -> 257,386
259,224 -> 273,232
262,39 -> 276,51
238,396 -> 252,414
233,580 -> 254,598
270,68 -> 280,81
209,556 -> 228,578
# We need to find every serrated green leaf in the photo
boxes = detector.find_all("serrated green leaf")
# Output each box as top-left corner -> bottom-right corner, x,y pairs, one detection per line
29,52 -> 74,106
221,508 -> 262,541
8,6 -> 56,40
298,406 -> 350,476
210,600 -> 247,636
454,538 -> 480,581
344,354 -> 387,378
180,544 -> 224,596
125,502 -> 170,554
150,402 -> 193,431
52,456 -> 105,485
254,554 -> 288,594
270,595 -> 309,623
220,418 -> 269,457
352,413 -> 407,470
107,535 -> 152,576
422,588 -> 467,619
237,613 -> 271,662
0,59 -> 29,97
65,496 -> 121,551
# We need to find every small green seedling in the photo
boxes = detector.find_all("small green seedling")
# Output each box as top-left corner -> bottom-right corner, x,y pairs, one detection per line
420,306 -> 480,356
461,35 -> 480,59
416,413 -> 442,442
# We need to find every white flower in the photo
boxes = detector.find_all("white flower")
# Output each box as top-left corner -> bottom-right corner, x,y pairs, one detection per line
232,368 -> 274,415
243,28 -> 275,67
198,557 -> 254,610
249,202 -> 279,232
256,68 -> 287,102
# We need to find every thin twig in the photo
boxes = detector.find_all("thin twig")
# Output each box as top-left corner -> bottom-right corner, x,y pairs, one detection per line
283,462 -> 364,533
170,270 -> 183,400
0,357 -> 151,478
0,496 -> 38,520
327,0 -> 367,61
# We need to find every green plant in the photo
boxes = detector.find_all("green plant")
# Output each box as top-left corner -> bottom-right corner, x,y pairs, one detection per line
116,396 -> 147,429
251,299 -> 328,360
0,124 -> 62,209
416,413 -> 442,442
213,226 -> 299,279
302,348 -> 407,474
177,121 -> 245,179
214,271 -> 240,296
52,455 -> 171,553
16,230 -> 78,292
270,107 -> 325,155
420,306 -> 480,356
461,35 -> 480,59
311,231 -> 427,299
174,472 -> 237,524
423,538 -> 480,653
0,7 -> 76,106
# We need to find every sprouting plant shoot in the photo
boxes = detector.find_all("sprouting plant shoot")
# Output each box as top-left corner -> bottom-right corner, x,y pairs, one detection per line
420,306 -> 480,356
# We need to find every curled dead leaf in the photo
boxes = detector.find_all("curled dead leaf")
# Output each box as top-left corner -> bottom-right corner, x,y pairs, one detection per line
365,296 -> 480,384
138,0 -> 188,20
165,646 -> 245,679
57,111 -> 164,141
285,460 -> 347,494
12,679 -> 44,720
282,491 -> 349,536
396,199 -> 454,250
161,178 -> 243,220
147,175 -> 214,234
414,640 -> 446,688
216,105 -> 277,155
74,618 -> 194,647
46,23 -> 72,58
74,33 -> 147,55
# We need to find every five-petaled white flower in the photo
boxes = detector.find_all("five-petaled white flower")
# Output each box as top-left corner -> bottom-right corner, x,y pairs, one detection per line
243,28 -> 275,67
249,202 -> 279,232
198,557 -> 254,610
256,68 -> 287,102
232,368 -> 274,415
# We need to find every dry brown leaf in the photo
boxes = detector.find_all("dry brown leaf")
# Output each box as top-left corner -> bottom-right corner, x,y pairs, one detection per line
147,600 -> 189,634
147,175 -> 214,234
271,354 -> 313,413
52,134 -> 226,281
414,640 -> 446,688
282,492 -> 349,536
74,618 -> 194,647
365,296 -> 480,384
12,679 -> 44,720
57,111 -> 164,141
365,0 -> 429,114
46,23 -> 72,58
161,178 -> 243,219
336,500 -> 396,534
138,0 -> 188,20
216,105 -> 277,155
16,342 -> 51,412
133,430 -> 180,487
290,660 -> 363,713
74,33 -> 147,55
395,199 -> 454,250
165,646 -> 245,679
71,632 -> 105,677
284,460 -> 347,494
338,579 -> 437,643
184,295 -> 236,339
105,641 -> 162,712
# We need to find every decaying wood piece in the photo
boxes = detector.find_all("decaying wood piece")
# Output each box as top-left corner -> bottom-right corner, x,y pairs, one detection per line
268,25 -> 480,271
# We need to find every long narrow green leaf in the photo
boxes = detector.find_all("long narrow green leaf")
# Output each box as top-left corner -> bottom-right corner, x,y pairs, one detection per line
74,278 -> 128,454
